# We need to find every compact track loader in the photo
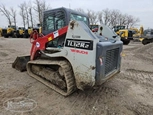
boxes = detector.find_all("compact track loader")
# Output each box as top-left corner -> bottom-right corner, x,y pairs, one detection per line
142,29 -> 153,45
12,7 -> 123,96
16,27 -> 25,38
4,25 -> 16,38
113,25 -> 133,45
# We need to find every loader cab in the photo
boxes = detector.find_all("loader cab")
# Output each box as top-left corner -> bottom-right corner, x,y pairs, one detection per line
8,25 -> 16,30
113,25 -> 125,32
90,25 -> 99,32
42,7 -> 89,35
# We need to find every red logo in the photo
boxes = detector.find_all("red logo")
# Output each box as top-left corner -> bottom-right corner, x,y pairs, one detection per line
70,49 -> 88,55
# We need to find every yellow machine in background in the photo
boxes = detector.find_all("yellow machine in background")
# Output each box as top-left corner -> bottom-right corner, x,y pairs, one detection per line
39,26 -> 42,34
24,27 -> 33,38
33,23 -> 42,34
23,24 -> 42,38
113,25 -> 133,45
0,28 -> 2,37
1,25 -> 42,38
130,26 -> 144,41
28,27 -> 33,35
37,23 -> 42,34
16,27 -> 25,38
0,28 -> 7,37
4,25 -> 16,38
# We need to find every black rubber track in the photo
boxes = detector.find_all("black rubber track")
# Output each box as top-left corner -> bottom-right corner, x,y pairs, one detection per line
27,59 -> 76,96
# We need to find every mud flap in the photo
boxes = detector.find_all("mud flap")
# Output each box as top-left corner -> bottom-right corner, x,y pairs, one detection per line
12,56 -> 30,72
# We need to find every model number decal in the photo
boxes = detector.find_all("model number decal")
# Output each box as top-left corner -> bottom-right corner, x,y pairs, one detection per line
65,39 -> 93,50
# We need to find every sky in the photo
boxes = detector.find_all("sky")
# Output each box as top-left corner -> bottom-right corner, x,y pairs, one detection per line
0,0 -> 153,29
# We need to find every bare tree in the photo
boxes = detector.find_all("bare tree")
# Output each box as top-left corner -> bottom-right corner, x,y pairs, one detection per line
128,16 -> 140,28
99,9 -> 140,28
97,11 -> 103,24
102,8 -> 111,26
125,15 -> 140,28
75,8 -> 85,13
87,10 -> 98,25
109,9 -> 121,27
25,2 -> 30,27
10,7 -> 17,29
19,3 -> 26,28
118,14 -> 127,26
33,0 -> 51,26
0,4 -> 12,26
29,6 -> 34,28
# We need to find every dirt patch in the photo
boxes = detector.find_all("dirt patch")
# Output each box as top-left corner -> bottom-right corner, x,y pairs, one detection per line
0,87 -> 28,106
0,51 -> 8,57
118,71 -> 153,88
125,102 -> 153,115
0,39 -> 153,115
133,43 -> 153,62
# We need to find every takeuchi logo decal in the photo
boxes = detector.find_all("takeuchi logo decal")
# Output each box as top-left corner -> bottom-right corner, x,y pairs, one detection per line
70,49 -> 88,55
3,97 -> 37,113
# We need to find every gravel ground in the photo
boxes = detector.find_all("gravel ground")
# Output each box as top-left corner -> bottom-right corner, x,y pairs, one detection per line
0,38 -> 153,115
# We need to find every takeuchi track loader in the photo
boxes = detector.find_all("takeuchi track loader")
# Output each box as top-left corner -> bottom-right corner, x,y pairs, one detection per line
12,7 -> 123,96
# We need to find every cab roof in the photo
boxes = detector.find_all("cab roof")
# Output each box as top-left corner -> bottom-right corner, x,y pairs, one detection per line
44,7 -> 88,18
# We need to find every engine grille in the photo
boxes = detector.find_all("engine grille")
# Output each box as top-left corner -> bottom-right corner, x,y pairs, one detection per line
105,48 -> 119,75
